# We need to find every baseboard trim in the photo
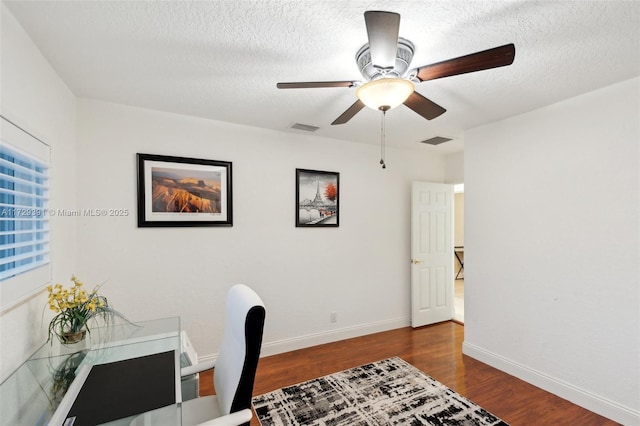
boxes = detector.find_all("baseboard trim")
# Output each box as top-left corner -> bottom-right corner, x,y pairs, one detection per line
462,341 -> 639,425
198,317 -> 411,364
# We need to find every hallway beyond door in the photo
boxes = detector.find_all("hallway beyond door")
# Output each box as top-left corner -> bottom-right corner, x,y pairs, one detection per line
454,279 -> 464,323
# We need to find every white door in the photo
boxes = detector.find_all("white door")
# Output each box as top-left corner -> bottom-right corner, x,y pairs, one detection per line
411,181 -> 454,327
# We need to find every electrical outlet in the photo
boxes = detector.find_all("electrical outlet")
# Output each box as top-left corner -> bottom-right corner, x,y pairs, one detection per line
330,312 -> 337,323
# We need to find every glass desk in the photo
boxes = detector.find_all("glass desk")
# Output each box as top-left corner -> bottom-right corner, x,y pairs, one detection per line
0,317 -> 183,425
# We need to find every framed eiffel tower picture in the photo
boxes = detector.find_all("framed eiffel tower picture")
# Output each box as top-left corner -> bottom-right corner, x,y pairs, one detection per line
295,169 -> 339,227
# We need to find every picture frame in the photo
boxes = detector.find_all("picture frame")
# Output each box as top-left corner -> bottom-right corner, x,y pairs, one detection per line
295,168 -> 339,227
137,153 -> 232,227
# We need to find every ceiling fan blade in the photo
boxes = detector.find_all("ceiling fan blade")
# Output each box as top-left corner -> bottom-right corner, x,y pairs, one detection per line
277,81 -> 357,89
364,11 -> 400,70
415,43 -> 515,82
331,100 -> 365,125
403,92 -> 446,120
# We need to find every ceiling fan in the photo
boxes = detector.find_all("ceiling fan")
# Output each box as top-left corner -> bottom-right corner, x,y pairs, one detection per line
277,10 -> 515,126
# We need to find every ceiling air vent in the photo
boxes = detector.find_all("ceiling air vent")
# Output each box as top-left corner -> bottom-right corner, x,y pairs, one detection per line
290,123 -> 320,132
420,136 -> 453,146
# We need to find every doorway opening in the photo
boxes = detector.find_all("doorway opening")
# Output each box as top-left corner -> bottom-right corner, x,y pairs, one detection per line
453,184 -> 464,323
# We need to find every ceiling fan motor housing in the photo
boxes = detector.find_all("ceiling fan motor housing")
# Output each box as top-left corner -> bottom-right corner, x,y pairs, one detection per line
356,37 -> 415,81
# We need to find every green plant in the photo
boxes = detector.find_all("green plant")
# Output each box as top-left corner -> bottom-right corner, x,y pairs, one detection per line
46,275 -> 125,343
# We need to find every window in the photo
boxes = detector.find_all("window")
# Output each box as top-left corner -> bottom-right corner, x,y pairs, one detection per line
0,116 -> 51,309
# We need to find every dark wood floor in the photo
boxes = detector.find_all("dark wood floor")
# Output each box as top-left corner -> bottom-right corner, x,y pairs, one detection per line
199,321 -> 618,425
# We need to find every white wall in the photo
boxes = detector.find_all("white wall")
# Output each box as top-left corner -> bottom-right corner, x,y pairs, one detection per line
445,150 -> 464,184
74,99 -> 446,359
0,4 -> 77,381
463,77 -> 640,424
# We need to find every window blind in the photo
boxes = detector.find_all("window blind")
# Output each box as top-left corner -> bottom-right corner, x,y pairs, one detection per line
0,141 -> 50,280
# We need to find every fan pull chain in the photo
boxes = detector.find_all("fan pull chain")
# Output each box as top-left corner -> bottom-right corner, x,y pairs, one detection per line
379,106 -> 389,169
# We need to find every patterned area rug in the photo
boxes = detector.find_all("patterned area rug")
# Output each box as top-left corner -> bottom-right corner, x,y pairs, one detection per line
252,357 -> 508,426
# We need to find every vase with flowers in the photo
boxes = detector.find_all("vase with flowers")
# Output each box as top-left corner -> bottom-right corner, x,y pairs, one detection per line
46,275 -> 126,344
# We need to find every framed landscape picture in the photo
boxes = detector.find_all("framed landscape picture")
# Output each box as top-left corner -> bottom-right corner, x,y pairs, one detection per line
295,168 -> 339,227
137,153 -> 232,227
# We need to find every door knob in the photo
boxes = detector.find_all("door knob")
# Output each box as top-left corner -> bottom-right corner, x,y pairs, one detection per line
411,259 -> 423,264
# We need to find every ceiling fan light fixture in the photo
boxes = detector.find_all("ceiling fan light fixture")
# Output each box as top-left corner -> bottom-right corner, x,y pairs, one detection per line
356,78 -> 414,111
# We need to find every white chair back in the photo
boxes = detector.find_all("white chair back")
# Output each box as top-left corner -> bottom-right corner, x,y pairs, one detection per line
214,284 -> 265,416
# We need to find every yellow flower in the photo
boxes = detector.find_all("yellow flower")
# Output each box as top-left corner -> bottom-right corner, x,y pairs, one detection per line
71,275 -> 83,287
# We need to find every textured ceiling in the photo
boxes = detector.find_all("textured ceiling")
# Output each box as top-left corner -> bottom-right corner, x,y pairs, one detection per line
4,0 -> 639,154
